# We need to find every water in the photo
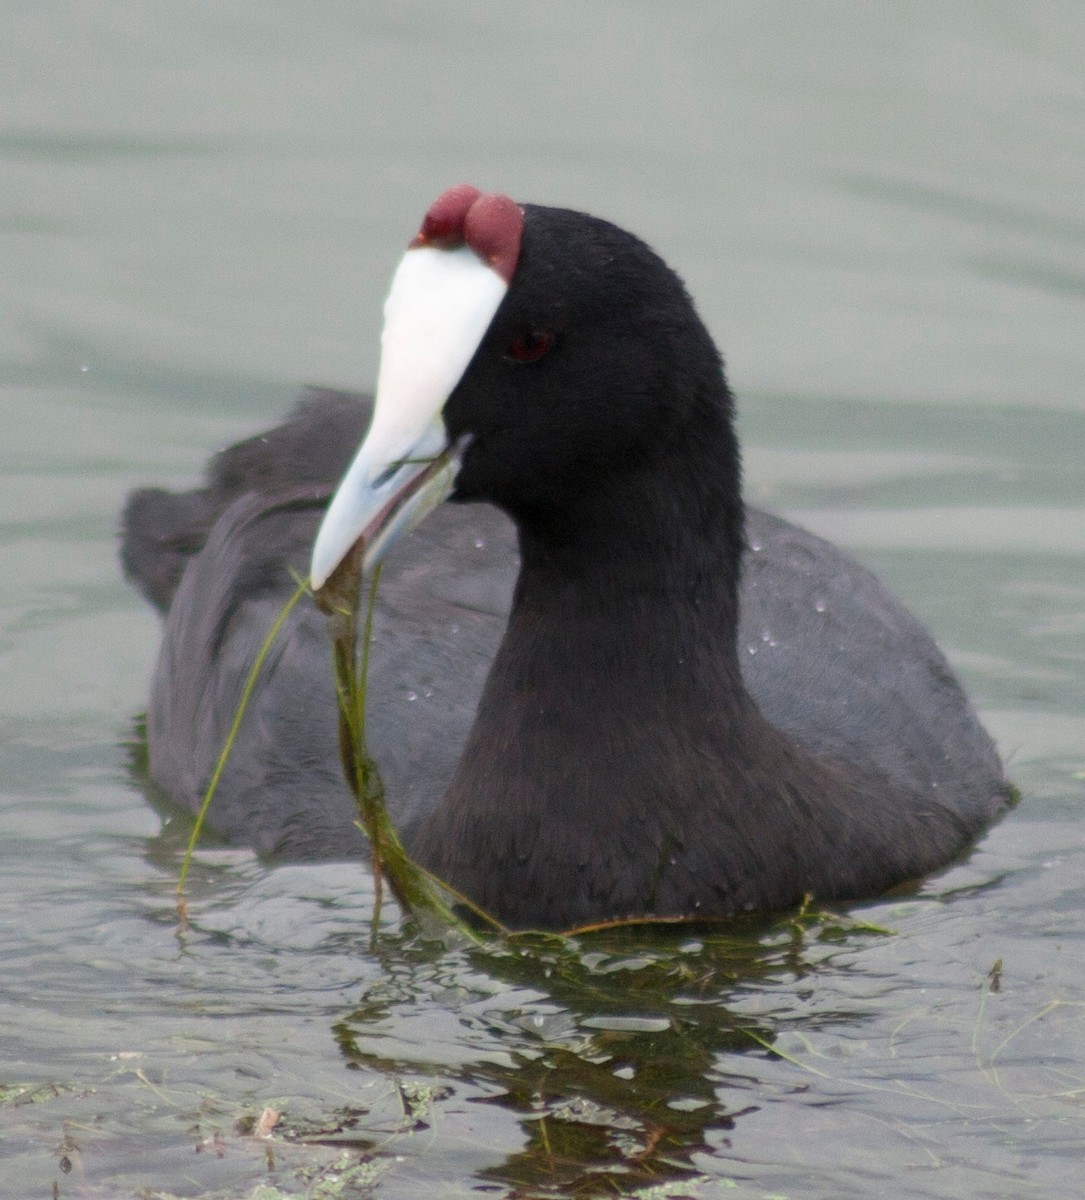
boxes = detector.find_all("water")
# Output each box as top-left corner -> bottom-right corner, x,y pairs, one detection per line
2,3 -> 1083,1197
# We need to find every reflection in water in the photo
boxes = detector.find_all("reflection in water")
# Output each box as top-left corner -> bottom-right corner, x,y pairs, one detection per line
334,916 -> 878,1193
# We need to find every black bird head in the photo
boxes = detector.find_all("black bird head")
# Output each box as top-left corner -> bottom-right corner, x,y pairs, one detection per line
311,186 -> 740,589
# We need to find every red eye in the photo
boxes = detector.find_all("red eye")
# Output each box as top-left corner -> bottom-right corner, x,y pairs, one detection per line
507,329 -> 554,363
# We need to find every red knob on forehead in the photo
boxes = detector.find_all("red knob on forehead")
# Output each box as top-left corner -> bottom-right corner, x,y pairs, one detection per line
410,185 -> 524,282
413,184 -> 482,248
464,192 -> 523,283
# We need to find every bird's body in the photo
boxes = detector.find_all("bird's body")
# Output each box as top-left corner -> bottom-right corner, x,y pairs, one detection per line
123,193 -> 1009,929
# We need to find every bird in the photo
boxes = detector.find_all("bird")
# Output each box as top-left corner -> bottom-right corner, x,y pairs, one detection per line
122,185 -> 1010,930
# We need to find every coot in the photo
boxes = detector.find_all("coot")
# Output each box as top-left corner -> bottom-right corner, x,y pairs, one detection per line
122,187 -> 1009,929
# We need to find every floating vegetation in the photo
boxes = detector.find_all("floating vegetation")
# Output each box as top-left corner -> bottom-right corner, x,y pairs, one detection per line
0,1082 -> 74,1107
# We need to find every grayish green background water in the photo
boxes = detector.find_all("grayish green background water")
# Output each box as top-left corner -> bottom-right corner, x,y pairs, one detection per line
2,3 -> 1083,1197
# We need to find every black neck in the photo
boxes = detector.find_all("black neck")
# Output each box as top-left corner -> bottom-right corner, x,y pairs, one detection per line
514,369 -> 744,641
506,429 -> 746,710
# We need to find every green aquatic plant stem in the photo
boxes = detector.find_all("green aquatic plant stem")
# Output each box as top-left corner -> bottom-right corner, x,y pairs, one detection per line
176,572 -> 312,919
318,545 -> 505,938
338,562 -> 387,918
